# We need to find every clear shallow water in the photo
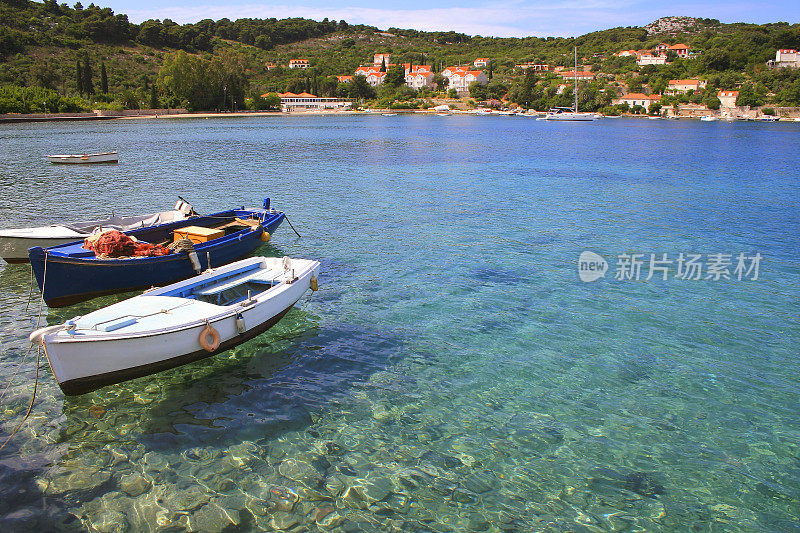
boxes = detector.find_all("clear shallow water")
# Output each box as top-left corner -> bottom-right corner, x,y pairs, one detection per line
0,115 -> 798,532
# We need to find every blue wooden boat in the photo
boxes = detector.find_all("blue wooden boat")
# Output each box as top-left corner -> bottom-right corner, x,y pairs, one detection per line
29,200 -> 285,307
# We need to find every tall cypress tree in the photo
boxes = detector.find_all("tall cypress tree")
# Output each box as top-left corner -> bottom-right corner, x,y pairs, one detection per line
83,58 -> 94,95
76,60 -> 84,95
487,60 -> 493,79
150,84 -> 158,109
100,62 -> 108,93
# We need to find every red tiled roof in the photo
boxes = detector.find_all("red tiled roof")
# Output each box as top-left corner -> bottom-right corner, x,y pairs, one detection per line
621,93 -> 661,100
668,43 -> 689,50
718,90 -> 739,97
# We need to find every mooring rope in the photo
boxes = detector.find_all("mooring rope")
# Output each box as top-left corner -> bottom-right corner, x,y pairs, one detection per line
24,264 -> 34,312
0,345 -> 41,453
284,216 -> 302,238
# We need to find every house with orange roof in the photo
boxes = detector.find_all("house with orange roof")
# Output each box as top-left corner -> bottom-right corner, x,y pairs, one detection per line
441,66 -> 488,93
771,49 -> 799,68
613,93 -> 661,108
405,65 -> 435,89
655,43 -> 669,53
616,50 -> 638,57
288,59 -> 310,69
337,75 -> 353,83
558,71 -> 595,81
474,58 -> 490,68
718,90 -> 739,108
374,53 -> 391,66
668,44 -> 690,58
666,79 -> 707,94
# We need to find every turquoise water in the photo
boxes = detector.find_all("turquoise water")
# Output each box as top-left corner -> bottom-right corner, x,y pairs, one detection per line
0,115 -> 798,531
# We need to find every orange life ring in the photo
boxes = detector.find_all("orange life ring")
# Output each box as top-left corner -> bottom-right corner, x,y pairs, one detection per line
199,322 -> 221,352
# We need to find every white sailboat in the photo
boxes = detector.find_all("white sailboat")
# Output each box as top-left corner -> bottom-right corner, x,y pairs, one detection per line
546,47 -> 595,122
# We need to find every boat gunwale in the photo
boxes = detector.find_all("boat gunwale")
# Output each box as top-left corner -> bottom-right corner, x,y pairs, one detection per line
42,260 -> 318,343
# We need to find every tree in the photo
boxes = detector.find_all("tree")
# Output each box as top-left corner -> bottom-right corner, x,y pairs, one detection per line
384,64 -> 405,87
704,95 -> 720,110
76,59 -> 84,95
648,102 -> 662,115
83,58 -> 93,95
447,88 -> 458,99
379,57 -> 386,72
736,82 -> 763,107
149,84 -> 158,108
469,81 -> 488,100
487,60 -> 493,80
100,62 -> 108,94
348,75 -> 375,100
432,73 -> 447,91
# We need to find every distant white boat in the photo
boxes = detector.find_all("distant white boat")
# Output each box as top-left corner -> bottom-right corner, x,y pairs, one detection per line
700,116 -> 718,122
381,113 -> 397,117
474,108 -> 492,115
29,256 -> 320,395
47,151 -> 118,164
648,116 -> 662,120
436,113 -> 452,116
759,115 -> 779,122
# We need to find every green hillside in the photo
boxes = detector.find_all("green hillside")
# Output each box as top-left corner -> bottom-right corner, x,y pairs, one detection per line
1,0 -> 799,112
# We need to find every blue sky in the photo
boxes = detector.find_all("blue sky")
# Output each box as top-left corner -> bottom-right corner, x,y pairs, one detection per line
98,0 -> 798,38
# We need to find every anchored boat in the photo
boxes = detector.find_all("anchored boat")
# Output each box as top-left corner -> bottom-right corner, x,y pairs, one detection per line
47,151 -> 119,164
0,200 -> 193,264
29,200 -> 285,307
29,256 -> 320,395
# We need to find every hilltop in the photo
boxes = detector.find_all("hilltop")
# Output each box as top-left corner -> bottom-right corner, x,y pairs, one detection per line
1,0 -> 799,114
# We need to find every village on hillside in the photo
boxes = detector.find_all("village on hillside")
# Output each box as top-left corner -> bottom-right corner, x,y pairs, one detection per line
260,46 -> 800,119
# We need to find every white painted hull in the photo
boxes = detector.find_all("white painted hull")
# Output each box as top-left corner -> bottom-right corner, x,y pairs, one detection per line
47,151 -> 118,164
0,232 -> 88,263
545,113 -> 595,121
0,209 -> 187,263
32,257 -> 319,395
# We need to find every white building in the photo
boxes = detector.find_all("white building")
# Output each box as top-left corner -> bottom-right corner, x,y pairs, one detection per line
772,49 -> 800,68
374,53 -> 391,66
666,79 -> 707,94
718,90 -> 739,108
441,66 -> 489,94
668,43 -> 690,58
613,93 -> 661,108
637,54 -> 666,66
405,66 -> 435,89
271,92 -> 351,111
474,58 -> 489,68
558,71 -> 595,81
288,59 -> 309,69
365,71 -> 386,87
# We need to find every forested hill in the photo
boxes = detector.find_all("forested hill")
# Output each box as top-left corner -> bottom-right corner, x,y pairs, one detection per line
1,0 -> 799,113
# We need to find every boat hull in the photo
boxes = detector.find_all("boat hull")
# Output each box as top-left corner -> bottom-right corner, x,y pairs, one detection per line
29,209 -> 285,307
48,152 -> 119,164
545,113 -> 595,121
0,235 -> 86,263
38,258 -> 318,395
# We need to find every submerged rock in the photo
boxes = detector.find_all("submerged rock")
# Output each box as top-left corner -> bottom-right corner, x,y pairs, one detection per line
354,476 -> 393,503
119,473 -> 150,497
278,458 -> 322,486
269,511 -> 300,530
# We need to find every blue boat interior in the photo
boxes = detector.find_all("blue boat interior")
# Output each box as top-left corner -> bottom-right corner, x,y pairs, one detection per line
41,209 -> 280,259
160,261 -> 283,306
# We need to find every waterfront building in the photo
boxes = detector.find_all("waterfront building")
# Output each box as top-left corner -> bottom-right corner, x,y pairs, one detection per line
267,92 -> 352,111
405,66 -> 435,89
613,93 -> 662,108
718,90 -> 739,108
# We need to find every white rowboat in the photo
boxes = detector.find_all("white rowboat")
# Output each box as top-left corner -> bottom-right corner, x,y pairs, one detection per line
47,151 -> 119,164
29,256 -> 320,395
0,201 -> 192,263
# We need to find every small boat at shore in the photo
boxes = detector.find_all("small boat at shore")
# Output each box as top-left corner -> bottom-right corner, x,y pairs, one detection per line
0,200 -> 192,264
47,151 -> 119,164
29,200 -> 285,307
700,116 -> 718,122
29,256 -> 320,395
381,113 -> 397,117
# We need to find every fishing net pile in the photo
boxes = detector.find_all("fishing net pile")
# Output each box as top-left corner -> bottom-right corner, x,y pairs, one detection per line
83,230 -> 171,258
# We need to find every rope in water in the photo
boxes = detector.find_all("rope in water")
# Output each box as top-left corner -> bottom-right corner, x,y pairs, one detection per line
284,216 -> 302,238
0,254 -> 47,452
